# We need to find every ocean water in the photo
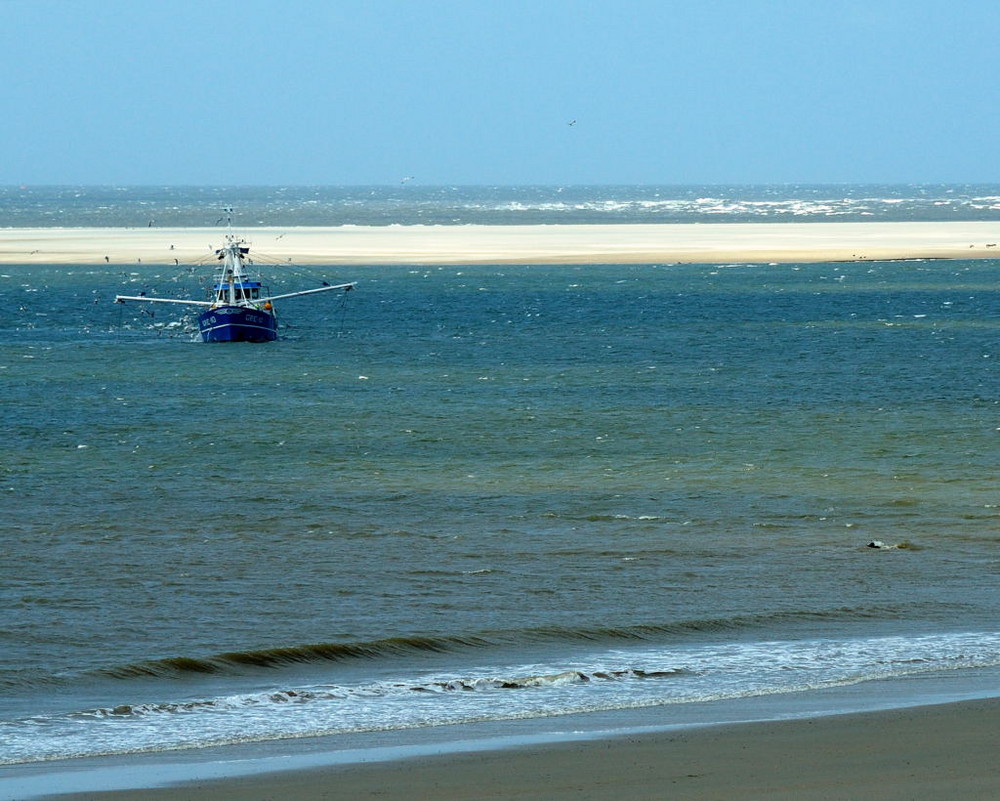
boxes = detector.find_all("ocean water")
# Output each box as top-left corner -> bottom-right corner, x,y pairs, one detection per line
4,182 -> 1000,227
2,186 -> 1000,769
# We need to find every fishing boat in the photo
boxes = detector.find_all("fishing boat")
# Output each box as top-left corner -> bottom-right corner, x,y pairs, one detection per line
115,235 -> 355,342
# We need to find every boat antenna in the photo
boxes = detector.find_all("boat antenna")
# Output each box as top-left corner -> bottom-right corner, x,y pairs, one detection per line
215,206 -> 234,228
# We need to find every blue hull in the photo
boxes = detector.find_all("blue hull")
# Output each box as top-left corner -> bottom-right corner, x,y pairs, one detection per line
198,307 -> 278,342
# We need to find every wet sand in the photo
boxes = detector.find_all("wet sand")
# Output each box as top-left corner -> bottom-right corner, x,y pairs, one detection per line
37,698 -> 1000,800
3,221 -> 1000,265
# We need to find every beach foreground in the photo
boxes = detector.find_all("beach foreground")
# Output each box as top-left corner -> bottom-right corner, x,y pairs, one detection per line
37,699 -> 999,801
3,221 -> 1000,265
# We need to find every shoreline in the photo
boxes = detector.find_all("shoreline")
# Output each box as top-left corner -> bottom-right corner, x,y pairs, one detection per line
5,668 -> 999,801
15,696 -> 999,801
3,221 -> 1000,265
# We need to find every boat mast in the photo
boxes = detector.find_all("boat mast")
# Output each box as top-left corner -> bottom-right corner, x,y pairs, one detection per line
217,236 -> 247,306
218,207 -> 242,307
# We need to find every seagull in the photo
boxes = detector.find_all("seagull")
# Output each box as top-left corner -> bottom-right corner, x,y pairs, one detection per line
567,120 -> 577,126
401,176 -> 415,184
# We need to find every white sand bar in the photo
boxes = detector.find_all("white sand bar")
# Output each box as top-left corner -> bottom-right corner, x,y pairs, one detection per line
2,222 -> 1000,266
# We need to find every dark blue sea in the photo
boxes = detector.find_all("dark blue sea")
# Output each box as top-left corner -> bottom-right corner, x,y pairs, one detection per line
2,186 -> 999,788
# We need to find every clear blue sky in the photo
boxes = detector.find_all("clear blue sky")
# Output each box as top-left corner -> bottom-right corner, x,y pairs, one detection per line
3,0 -> 999,185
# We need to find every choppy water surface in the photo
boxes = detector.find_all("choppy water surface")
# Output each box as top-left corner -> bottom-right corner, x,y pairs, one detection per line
4,183 -> 1000,226
2,192 -> 999,764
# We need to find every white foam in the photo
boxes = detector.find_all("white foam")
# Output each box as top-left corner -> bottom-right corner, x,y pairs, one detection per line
4,631 -> 998,767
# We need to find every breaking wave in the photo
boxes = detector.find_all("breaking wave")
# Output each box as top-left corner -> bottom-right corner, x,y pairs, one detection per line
4,630 -> 998,766
82,666 -> 692,721
80,605 -> 921,682
5,185 -> 1000,227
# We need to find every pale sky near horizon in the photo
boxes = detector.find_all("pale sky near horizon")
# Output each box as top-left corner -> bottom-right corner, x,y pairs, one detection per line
3,0 -> 1000,186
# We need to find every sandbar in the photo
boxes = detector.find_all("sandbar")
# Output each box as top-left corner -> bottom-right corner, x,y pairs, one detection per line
2,221 -> 1000,265
26,698 -> 999,800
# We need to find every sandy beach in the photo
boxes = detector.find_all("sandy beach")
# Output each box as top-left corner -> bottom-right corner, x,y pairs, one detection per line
33,698 -> 998,801
3,221 -> 1000,266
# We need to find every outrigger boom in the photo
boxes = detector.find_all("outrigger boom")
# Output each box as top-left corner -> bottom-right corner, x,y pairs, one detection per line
114,295 -> 213,306
114,283 -> 356,307
258,283 -> 356,303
